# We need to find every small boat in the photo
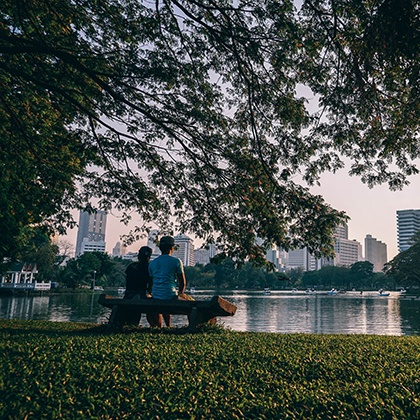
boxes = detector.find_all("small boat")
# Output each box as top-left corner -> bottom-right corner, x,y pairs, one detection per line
327,288 -> 337,295
117,287 -> 125,294
93,286 -> 104,292
378,289 -> 390,297
263,288 -> 271,295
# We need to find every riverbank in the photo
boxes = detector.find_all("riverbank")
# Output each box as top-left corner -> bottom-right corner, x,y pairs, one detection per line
1,320 -> 419,418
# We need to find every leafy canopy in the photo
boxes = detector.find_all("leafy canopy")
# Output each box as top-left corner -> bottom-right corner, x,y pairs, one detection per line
384,232 -> 420,286
0,0 -> 418,263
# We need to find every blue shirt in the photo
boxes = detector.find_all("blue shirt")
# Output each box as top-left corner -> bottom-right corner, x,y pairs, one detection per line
148,254 -> 184,300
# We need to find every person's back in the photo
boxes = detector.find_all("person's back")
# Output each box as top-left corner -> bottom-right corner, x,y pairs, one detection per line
124,246 -> 153,300
148,236 -> 187,327
125,260 -> 150,299
148,253 -> 183,300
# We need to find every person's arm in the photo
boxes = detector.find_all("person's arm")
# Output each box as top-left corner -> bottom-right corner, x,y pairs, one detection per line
177,272 -> 186,294
147,274 -> 153,295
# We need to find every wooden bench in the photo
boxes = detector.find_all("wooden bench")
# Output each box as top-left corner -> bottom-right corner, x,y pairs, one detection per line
98,294 -> 237,331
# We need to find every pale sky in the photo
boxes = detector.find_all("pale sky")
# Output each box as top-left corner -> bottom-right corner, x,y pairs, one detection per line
311,168 -> 420,261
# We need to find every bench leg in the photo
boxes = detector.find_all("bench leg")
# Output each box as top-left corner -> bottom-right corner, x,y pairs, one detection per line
188,308 -> 217,331
108,306 -> 119,327
188,307 -> 199,332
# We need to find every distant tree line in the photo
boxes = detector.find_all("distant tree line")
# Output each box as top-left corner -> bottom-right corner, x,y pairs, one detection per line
2,228 -> 419,291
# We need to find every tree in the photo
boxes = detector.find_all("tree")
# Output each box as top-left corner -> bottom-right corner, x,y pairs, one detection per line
57,240 -> 75,258
349,261 -> 374,288
60,252 -> 115,288
18,227 -> 59,282
301,270 -> 321,288
384,233 -> 420,287
288,267 -> 304,286
212,258 -> 239,289
1,0 -> 418,263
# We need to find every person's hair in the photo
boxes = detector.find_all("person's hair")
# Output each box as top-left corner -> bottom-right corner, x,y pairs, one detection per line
159,243 -> 173,254
138,246 -> 153,262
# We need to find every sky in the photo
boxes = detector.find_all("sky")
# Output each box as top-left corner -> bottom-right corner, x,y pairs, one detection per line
311,167 -> 420,261
63,166 -> 419,262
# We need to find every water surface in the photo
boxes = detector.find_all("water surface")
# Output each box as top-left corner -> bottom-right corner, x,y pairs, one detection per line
1,290 -> 420,335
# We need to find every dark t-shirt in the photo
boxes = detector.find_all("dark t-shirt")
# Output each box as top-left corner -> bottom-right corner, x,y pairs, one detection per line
124,261 -> 151,299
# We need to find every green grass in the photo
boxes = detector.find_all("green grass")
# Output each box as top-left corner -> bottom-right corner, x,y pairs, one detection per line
1,319 -> 419,419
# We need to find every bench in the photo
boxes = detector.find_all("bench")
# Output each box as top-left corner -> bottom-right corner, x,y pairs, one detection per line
98,294 -> 237,331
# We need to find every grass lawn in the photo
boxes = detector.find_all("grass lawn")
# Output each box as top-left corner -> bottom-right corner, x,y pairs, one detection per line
0,319 -> 419,419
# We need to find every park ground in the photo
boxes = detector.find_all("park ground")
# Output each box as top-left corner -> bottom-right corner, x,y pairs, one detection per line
0,319 -> 419,419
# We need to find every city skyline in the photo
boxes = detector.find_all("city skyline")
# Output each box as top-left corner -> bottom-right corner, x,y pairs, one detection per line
64,168 -> 420,262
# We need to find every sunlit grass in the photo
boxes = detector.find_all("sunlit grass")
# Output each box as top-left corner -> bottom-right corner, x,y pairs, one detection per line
1,319 -> 419,419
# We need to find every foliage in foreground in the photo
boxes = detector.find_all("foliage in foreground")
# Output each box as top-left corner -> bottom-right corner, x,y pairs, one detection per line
2,0 -> 419,264
1,320 -> 419,419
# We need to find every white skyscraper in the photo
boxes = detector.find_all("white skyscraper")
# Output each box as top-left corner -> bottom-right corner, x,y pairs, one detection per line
333,238 -> 363,267
334,224 -> 349,240
286,248 -> 321,271
329,223 -> 362,267
173,234 -> 195,266
365,234 -> 387,272
397,209 -> 420,252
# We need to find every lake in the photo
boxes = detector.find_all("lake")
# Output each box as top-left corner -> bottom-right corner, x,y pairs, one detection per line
1,290 -> 420,335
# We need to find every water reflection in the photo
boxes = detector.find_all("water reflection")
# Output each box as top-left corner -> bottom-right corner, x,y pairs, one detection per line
1,291 -> 420,335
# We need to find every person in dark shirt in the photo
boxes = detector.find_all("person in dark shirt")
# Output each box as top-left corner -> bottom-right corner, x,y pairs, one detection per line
122,246 -> 157,326
124,246 -> 153,299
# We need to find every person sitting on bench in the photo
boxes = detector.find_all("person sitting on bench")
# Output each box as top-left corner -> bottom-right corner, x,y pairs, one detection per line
124,246 -> 157,326
124,246 -> 153,299
148,236 -> 192,327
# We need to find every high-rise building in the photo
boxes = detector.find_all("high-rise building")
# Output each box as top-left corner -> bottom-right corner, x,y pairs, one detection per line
365,234 -> 387,272
397,209 -> 420,252
285,223 -> 361,271
332,238 -> 362,267
112,241 -> 127,257
75,210 -> 107,256
286,248 -> 321,271
193,243 -> 218,266
334,224 -> 349,240
147,230 -> 159,254
329,223 -> 363,267
173,234 -> 195,266
194,248 -> 210,266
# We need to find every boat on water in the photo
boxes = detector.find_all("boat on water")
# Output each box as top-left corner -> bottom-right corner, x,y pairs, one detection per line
378,289 -> 390,296
263,288 -> 271,295
327,288 -> 338,295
